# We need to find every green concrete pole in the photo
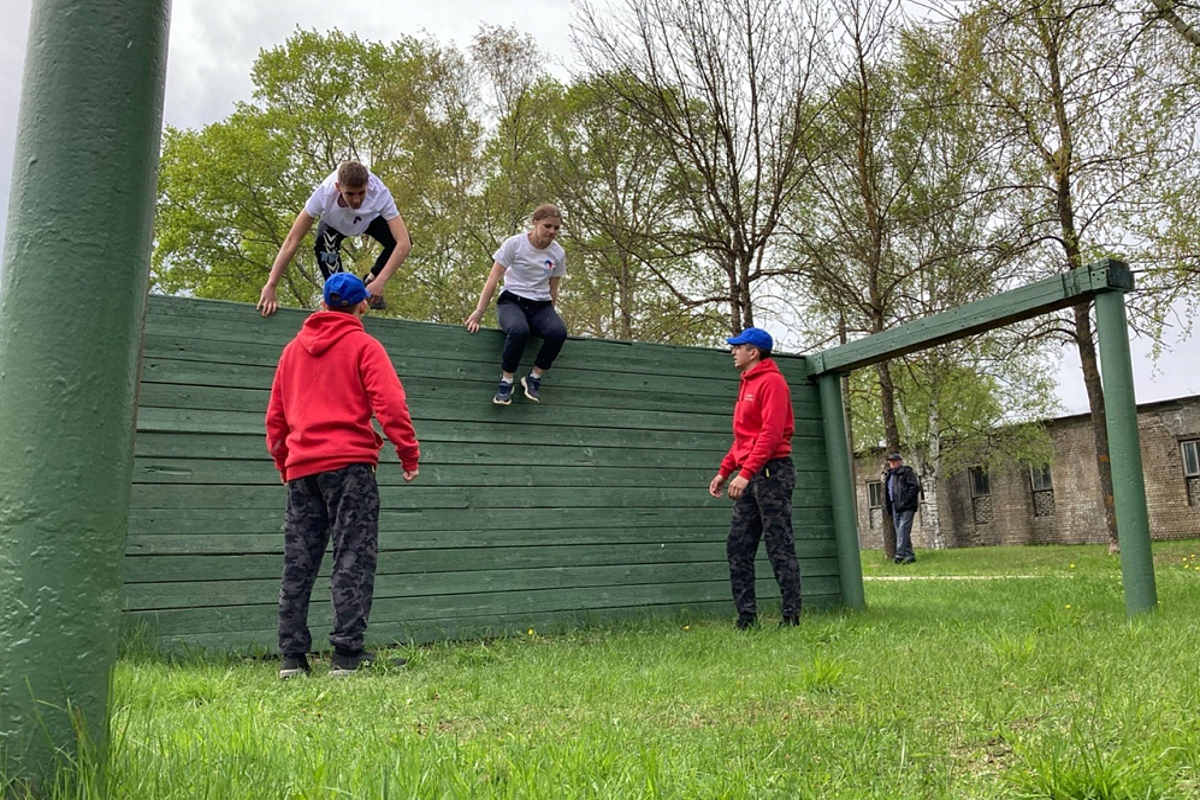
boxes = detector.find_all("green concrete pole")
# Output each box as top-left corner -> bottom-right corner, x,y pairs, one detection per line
818,372 -> 866,609
0,0 -> 171,784
1093,290 -> 1158,615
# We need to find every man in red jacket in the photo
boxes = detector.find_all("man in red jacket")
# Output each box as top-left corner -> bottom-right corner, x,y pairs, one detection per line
266,273 -> 421,678
708,327 -> 802,629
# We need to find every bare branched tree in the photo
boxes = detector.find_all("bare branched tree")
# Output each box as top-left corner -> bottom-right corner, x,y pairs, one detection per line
572,0 -> 833,333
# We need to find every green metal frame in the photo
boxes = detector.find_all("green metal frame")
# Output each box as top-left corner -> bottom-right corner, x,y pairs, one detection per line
809,258 -> 1157,616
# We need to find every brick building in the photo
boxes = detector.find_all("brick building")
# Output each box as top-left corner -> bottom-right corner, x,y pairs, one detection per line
853,394 -> 1200,548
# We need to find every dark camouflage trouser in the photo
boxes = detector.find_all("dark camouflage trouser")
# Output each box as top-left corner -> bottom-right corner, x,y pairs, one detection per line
727,456 -> 802,619
279,463 -> 380,655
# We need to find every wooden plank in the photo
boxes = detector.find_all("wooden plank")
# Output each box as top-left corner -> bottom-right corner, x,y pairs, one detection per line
130,458 -> 832,491
124,522 -> 836,553
132,431 -> 827,464
125,506 -> 741,535
125,574 -> 844,631
135,380 -> 828,419
126,505 -> 837,536
132,406 -> 826,445
809,259 -> 1131,375
124,540 -> 842,582
128,483 -> 836,513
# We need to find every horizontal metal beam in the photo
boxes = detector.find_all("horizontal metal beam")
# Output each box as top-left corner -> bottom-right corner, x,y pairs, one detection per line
807,258 -> 1131,376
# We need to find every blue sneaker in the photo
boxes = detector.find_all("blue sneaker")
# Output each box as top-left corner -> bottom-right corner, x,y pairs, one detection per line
521,374 -> 541,402
494,380 -> 514,405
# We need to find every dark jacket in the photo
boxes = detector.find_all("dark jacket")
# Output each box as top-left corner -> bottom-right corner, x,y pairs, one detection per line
884,464 -> 921,514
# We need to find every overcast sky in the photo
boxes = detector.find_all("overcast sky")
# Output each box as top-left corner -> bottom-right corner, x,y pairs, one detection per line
1,0 -> 1195,413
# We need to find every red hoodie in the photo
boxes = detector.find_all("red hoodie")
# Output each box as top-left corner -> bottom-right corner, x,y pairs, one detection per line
266,311 -> 420,482
718,358 -> 794,481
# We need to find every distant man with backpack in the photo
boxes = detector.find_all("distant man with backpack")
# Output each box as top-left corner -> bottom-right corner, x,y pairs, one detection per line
884,453 -> 921,564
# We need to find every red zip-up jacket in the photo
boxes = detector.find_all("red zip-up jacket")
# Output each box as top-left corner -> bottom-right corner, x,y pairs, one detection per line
266,310 -> 420,482
718,358 -> 794,481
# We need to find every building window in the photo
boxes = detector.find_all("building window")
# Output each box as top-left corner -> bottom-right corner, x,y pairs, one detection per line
1183,439 -> 1200,507
969,466 -> 992,524
1030,465 -> 1055,517
867,481 -> 883,530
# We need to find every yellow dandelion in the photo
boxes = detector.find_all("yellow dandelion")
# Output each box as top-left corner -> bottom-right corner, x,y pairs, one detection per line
683,625 -> 691,631
1069,563 -> 1075,569
1065,604 -> 1072,609
527,628 -> 535,636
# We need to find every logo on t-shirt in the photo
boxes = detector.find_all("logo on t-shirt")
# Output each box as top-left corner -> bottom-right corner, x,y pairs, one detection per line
544,259 -> 554,271
354,216 -> 362,226
745,392 -> 756,401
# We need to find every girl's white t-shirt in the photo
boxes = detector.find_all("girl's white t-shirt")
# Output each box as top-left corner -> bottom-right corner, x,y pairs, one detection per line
304,170 -> 399,236
493,234 -> 567,301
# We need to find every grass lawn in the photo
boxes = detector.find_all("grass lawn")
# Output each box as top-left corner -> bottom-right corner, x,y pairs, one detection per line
20,539 -> 1200,798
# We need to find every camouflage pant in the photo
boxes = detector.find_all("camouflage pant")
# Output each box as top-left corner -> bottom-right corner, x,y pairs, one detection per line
727,457 -> 802,618
278,464 -> 379,655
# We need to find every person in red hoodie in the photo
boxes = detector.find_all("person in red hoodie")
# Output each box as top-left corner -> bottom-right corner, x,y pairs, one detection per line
708,327 -> 802,629
266,273 -> 421,679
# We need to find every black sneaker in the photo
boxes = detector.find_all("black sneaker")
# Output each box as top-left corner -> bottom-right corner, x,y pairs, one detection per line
494,380 -> 514,405
779,614 -> 800,628
330,650 -> 408,677
521,374 -> 541,402
279,653 -> 311,680
899,556 -> 917,565
735,615 -> 758,631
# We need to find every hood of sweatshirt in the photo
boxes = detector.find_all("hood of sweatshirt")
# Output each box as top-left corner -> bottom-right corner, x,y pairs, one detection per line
295,310 -> 365,357
741,357 -> 783,385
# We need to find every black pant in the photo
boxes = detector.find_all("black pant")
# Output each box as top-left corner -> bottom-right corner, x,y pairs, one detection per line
314,216 -> 396,281
278,464 -> 380,655
726,457 -> 802,619
496,291 -> 568,374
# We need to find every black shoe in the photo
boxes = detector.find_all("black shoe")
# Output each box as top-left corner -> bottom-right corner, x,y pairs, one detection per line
521,374 -> 541,402
893,556 -> 903,564
779,614 -> 800,628
279,653 -> 311,680
330,649 -> 408,676
735,615 -> 758,631
899,556 -> 916,565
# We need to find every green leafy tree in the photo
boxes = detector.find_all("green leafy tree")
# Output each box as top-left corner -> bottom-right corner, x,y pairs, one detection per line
574,0 -> 832,334
946,0 -> 1200,549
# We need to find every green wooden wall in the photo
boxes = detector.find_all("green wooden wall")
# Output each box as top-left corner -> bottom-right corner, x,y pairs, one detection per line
126,296 -> 839,651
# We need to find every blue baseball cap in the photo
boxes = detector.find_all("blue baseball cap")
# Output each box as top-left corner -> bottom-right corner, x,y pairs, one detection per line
323,273 -> 369,308
726,327 -> 774,351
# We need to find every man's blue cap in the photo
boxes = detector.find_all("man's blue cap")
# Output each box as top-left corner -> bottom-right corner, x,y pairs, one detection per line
726,327 -> 774,351
323,273 -> 369,308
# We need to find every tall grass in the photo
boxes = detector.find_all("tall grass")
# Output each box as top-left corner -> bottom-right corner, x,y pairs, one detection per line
7,540 -> 1200,798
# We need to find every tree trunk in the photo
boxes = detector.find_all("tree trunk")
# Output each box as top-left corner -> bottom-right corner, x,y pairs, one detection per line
877,359 -> 900,561
921,396 -> 947,550
1074,302 -> 1121,552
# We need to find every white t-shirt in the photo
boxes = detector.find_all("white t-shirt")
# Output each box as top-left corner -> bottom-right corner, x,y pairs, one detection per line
303,170 -> 400,236
493,234 -> 567,302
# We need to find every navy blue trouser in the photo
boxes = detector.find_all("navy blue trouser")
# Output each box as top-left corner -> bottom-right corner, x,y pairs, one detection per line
496,291 -> 568,374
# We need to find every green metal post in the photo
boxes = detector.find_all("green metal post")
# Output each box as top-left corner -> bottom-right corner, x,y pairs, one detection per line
1093,288 -> 1158,615
0,0 -> 170,784
818,372 -> 866,609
